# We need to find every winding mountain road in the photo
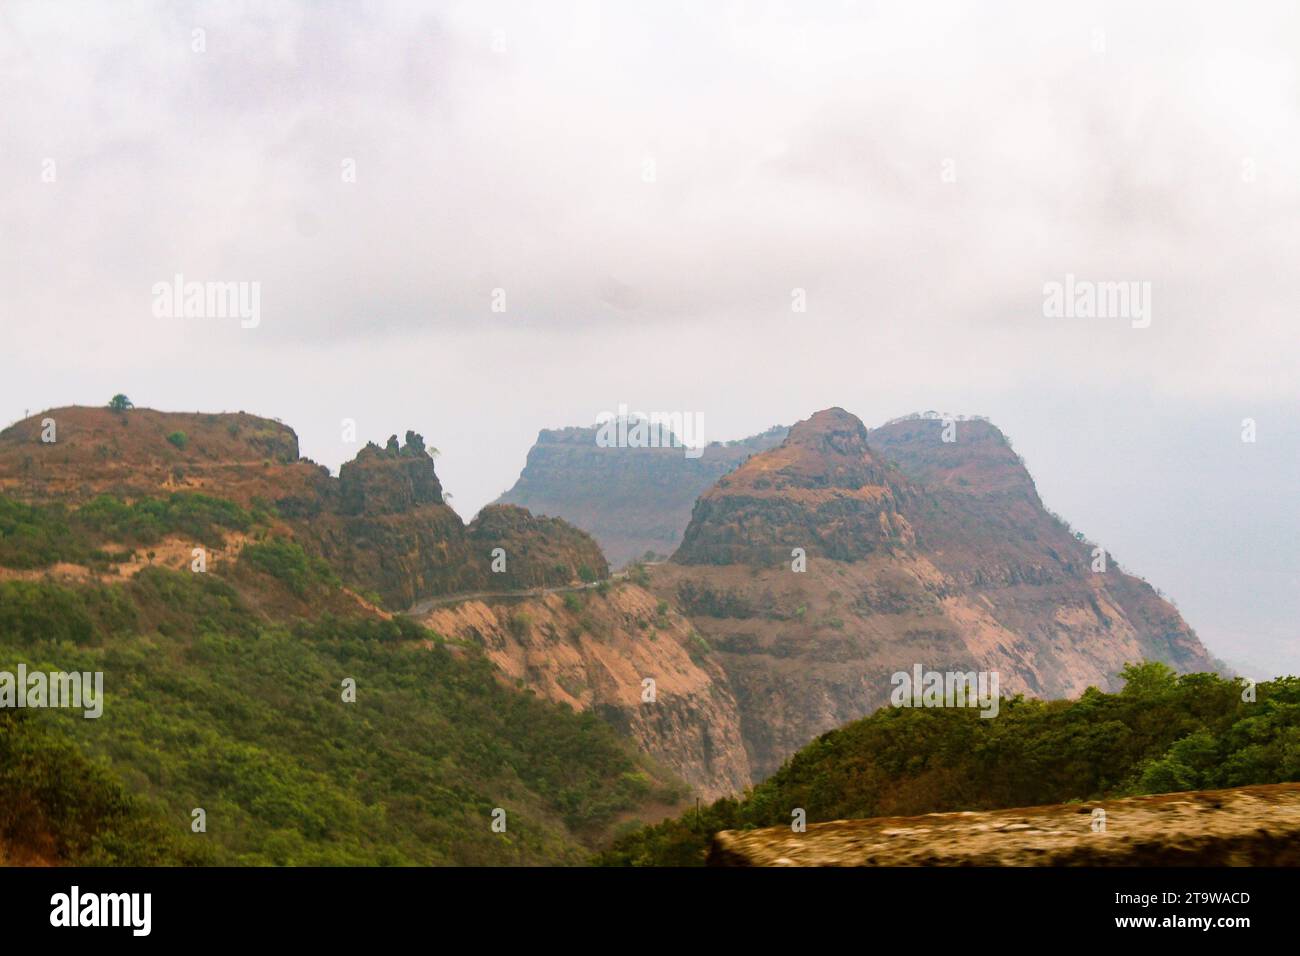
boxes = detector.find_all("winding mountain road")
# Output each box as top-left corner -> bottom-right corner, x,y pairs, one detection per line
404,570 -> 633,616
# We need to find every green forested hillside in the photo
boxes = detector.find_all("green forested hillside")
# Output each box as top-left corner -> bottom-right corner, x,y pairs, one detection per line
0,709 -> 210,866
0,494 -> 684,865
599,663 -> 1300,865
5,490 -> 1296,868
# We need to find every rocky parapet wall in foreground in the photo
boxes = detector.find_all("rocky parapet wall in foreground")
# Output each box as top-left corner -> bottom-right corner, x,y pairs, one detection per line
709,783 -> 1300,866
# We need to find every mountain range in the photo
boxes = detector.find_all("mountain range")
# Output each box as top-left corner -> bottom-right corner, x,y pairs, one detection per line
0,400 -> 1223,860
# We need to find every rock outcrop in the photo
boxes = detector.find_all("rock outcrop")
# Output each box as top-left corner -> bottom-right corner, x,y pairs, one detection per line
338,432 -> 446,515
709,783 -> 1300,865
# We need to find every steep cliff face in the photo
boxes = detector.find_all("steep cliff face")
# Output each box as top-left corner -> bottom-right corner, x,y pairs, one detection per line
655,408 -> 1221,781
496,423 -> 787,567
866,416 -> 1213,677
338,431 -> 446,515
413,582 -> 751,799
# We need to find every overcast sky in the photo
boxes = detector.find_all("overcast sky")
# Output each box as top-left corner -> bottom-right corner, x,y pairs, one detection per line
1,0 -> 1296,675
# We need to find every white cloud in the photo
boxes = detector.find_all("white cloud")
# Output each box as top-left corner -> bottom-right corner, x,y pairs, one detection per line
1,0 -> 1296,672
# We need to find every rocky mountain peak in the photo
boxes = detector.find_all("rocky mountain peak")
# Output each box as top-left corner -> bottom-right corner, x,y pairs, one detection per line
735,407 -> 889,492
338,433 -> 445,515
788,405 -> 869,445
673,408 -> 905,567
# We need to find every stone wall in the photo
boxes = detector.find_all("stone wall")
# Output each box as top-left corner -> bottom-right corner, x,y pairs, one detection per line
709,783 -> 1300,866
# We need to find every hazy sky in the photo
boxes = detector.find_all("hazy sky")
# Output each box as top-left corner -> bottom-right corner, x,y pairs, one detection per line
1,1 -> 1296,674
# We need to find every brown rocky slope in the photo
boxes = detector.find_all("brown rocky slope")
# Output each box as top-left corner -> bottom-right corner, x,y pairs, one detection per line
412,583 -> 751,799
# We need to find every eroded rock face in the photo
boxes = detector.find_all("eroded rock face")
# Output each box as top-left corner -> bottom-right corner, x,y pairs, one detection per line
339,434 -> 446,515
653,408 -> 1221,781
414,583 -> 751,799
865,416 -> 1215,678
709,783 -> 1300,866
496,424 -> 787,567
